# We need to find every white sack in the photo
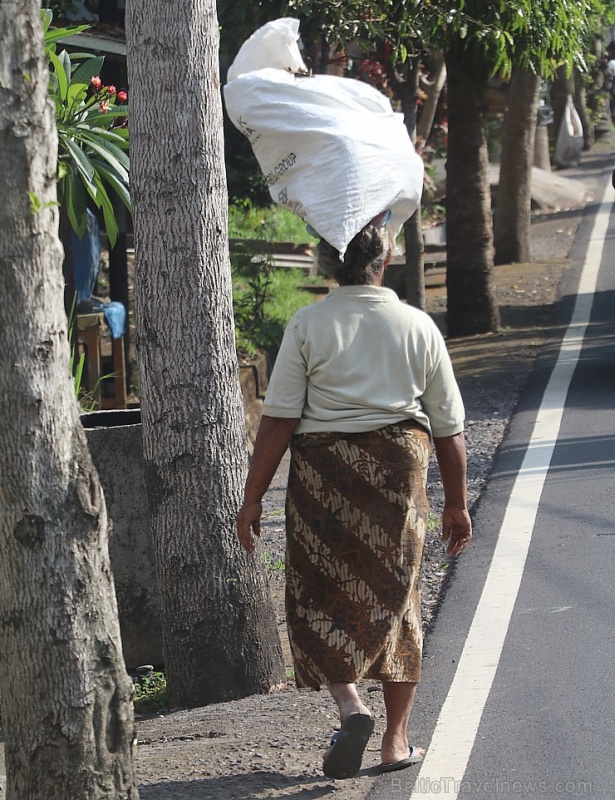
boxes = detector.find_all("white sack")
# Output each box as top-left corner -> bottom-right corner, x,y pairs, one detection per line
226,18 -> 305,81
554,95 -> 584,168
224,18 -> 424,255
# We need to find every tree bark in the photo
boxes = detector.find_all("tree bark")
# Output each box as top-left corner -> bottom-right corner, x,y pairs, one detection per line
388,56 -> 425,310
0,4 -> 139,798
125,0 -> 284,708
494,68 -> 541,265
573,68 -> 594,151
417,50 -> 447,149
403,210 -> 426,309
108,199 -> 132,389
444,46 -> 500,337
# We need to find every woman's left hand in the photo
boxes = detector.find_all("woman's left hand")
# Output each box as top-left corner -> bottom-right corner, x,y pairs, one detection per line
236,501 -> 263,553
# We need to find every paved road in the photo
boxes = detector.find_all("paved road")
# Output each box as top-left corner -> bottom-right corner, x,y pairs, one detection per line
370,165 -> 615,800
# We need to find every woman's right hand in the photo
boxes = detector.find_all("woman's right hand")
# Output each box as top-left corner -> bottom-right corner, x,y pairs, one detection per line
441,504 -> 472,556
236,501 -> 263,554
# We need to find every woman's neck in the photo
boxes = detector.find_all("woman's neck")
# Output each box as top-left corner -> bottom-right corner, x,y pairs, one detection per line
337,270 -> 385,288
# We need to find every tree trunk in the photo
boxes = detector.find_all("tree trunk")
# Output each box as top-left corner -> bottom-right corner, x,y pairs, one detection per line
0,4 -> 139,798
403,211 -> 425,310
494,68 -> 541,265
573,68 -> 594,150
108,199 -> 132,389
125,0 -> 284,708
388,56 -> 425,310
444,47 -> 500,337
416,50 -> 447,149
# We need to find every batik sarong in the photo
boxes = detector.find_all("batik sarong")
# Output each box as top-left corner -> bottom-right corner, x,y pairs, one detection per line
285,419 -> 431,689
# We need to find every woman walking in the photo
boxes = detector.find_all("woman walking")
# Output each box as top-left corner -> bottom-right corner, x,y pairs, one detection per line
237,218 -> 472,779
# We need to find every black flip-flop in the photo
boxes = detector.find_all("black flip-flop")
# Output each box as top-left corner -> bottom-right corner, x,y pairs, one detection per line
322,712 -> 375,779
378,745 -> 424,773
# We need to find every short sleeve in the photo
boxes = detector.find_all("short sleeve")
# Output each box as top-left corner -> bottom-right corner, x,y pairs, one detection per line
262,316 -> 307,418
420,326 -> 465,437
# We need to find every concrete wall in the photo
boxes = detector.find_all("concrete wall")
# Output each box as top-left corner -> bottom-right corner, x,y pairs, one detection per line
84,411 -> 163,669
83,357 -> 267,669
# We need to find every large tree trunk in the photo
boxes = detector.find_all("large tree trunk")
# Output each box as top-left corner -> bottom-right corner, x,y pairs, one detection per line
125,0 -> 284,708
494,68 -> 541,265
0,4 -> 139,798
444,47 -> 500,337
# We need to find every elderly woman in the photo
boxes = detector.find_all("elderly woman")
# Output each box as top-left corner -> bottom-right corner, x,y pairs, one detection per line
236,219 -> 472,779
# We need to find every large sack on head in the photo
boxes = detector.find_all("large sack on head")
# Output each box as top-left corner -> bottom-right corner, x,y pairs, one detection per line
224,18 -> 424,255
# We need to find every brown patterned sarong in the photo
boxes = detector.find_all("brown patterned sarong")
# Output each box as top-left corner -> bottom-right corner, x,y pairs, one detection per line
285,420 -> 431,690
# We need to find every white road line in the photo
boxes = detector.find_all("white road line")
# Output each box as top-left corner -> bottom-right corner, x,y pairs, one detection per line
409,177 -> 614,799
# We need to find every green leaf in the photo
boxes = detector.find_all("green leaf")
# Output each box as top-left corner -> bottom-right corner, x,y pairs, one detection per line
28,192 -> 41,214
76,125 -> 130,149
78,134 -> 129,181
67,81 -> 88,107
61,135 -> 96,183
84,108 -> 130,126
48,50 -> 69,102
43,24 -> 89,49
71,55 -> 104,86
59,49 -> 71,88
94,174 -> 119,247
41,9 -> 52,33
64,170 -> 88,237
93,159 -> 131,212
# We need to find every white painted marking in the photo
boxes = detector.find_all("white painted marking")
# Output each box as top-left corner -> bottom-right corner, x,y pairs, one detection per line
0,739 -> 5,781
409,178 -> 614,799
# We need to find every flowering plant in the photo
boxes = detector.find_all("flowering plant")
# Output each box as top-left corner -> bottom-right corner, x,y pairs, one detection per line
42,10 -> 130,246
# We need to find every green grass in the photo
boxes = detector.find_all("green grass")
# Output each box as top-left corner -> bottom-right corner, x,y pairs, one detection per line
427,511 -> 440,532
228,200 -> 325,357
133,671 -> 168,711
263,551 -> 285,572
233,264 -> 323,357
229,200 -> 318,245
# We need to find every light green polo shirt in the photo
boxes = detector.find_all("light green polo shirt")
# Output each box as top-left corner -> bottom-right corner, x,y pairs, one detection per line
263,285 -> 465,437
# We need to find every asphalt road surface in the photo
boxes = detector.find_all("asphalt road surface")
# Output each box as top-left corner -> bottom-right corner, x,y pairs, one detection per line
370,167 -> 615,800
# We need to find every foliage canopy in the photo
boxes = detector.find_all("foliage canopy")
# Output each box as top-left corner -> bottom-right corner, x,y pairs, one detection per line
287,0 -> 596,78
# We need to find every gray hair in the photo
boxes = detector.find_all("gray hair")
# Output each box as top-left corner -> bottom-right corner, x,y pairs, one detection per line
316,225 -> 390,285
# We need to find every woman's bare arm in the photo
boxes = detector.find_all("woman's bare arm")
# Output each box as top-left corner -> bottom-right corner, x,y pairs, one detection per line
236,415 -> 300,553
433,432 -> 473,556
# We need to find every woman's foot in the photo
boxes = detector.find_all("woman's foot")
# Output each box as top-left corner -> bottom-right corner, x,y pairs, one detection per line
380,731 -> 425,768
327,682 -> 371,725
322,712 -> 375,779
379,744 -> 425,773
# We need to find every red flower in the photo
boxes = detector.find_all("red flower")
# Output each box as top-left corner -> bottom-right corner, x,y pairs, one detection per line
91,75 -> 102,89
99,100 -> 110,113
117,90 -> 128,102
107,85 -> 116,95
